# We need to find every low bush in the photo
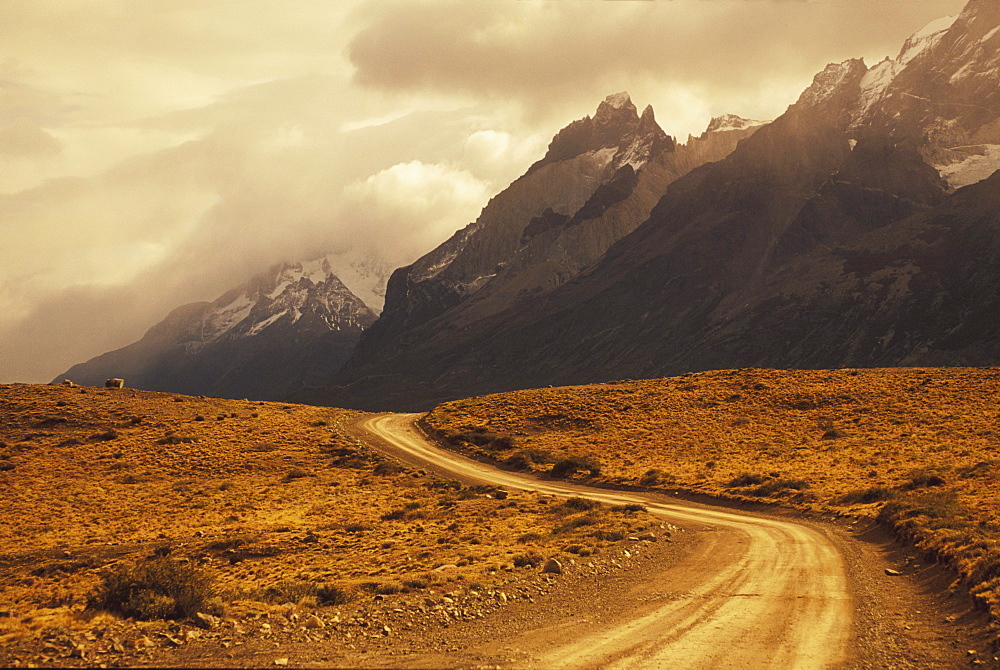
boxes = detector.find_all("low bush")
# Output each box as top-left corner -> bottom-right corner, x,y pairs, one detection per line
728,473 -> 768,487
513,551 -> 544,568
837,487 -> 897,504
748,478 -> 809,497
638,469 -> 666,486
900,471 -> 947,491
562,497 -> 599,512
613,503 -> 647,513
550,456 -> 602,479
88,558 -> 217,621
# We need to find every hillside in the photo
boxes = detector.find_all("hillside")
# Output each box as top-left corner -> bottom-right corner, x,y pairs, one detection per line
0,382 -> 657,667
424,366 -> 1000,634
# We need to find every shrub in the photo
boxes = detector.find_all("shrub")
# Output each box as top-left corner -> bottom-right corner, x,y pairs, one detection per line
900,471 -> 946,491
838,487 -> 897,504
158,434 -> 196,445
373,461 -> 404,476
402,578 -> 428,590
88,558 -> 217,621
562,497 -> 599,512
90,429 -> 119,442
517,532 -> 543,543
283,468 -> 311,481
344,523 -> 369,533
589,529 -> 626,541
375,581 -> 404,595
381,509 -> 407,521
748,479 -> 809,497
513,551 -> 544,568
550,456 -> 602,479
728,473 -> 768,487
503,453 -> 532,471
261,580 -> 327,604
613,503 -> 646,513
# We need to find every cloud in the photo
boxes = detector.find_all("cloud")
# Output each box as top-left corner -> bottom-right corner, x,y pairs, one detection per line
0,118 -> 63,158
348,0 -> 966,136
342,160 -> 492,264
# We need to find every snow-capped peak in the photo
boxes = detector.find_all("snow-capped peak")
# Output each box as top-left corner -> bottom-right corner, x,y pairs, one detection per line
898,15 -> 956,67
705,114 -> 767,134
189,257 -> 376,350
796,59 -> 866,108
604,91 -> 632,109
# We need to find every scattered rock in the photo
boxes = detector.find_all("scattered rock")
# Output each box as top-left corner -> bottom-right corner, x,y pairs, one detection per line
885,568 -> 903,576
542,558 -> 563,575
194,612 -> 220,630
274,658 -> 289,666
638,532 -> 657,542
304,615 -> 325,630
494,489 -> 509,500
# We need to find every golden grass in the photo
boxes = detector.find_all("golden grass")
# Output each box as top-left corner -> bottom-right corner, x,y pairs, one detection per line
0,383 -> 653,664
425,367 -> 1000,631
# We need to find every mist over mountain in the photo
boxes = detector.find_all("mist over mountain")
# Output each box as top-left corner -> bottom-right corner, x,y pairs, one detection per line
298,94 -> 764,408
302,0 -> 1000,411
59,259 -> 376,400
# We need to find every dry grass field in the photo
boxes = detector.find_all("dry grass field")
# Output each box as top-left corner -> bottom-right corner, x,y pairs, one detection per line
0,383 -> 657,667
425,367 -> 1000,636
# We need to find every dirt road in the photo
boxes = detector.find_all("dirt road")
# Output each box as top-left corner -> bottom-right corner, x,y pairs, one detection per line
358,413 -> 853,669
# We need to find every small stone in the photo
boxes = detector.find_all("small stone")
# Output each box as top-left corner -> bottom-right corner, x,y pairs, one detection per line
382,625 -> 391,636
494,490 -> 509,500
274,658 -> 289,666
304,615 -> 325,630
194,612 -> 219,630
638,532 -> 657,542
885,568 -> 903,576
542,558 -> 563,575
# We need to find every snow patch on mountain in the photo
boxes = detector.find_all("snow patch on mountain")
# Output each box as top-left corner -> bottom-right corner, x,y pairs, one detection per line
855,16 -> 957,118
796,60 -> 866,108
604,91 -> 632,109
938,145 -> 1000,190
705,114 -> 767,134
899,15 -> 957,66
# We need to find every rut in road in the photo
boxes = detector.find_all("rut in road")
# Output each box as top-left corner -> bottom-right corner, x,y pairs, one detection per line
356,413 -> 854,670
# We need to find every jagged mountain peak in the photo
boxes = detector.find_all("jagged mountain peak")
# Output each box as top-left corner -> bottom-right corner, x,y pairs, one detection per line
528,92 -> 666,174
795,58 -> 867,109
594,91 -> 638,125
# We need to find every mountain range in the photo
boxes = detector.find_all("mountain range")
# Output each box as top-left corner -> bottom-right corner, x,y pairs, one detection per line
60,259 -> 376,400
306,0 -> 1000,410
62,0 -> 1000,409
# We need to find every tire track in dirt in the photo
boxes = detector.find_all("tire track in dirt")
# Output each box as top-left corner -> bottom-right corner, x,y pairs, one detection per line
357,413 -> 853,669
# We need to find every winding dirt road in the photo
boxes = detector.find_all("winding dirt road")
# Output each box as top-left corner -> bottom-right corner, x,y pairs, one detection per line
356,413 -> 854,669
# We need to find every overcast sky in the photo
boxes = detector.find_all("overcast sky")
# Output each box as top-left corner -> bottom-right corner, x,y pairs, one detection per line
0,0 -> 967,383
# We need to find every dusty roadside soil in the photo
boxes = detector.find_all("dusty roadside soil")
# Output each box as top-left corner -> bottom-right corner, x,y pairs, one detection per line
0,384 -> 665,669
0,383 -> 995,667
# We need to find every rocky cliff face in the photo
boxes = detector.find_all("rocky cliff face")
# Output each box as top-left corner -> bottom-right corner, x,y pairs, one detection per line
306,96 -> 763,408
60,259 -> 376,400
306,0 -> 1000,411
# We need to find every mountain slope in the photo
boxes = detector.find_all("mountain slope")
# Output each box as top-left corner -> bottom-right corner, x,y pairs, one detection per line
307,0 -> 1000,410
310,96 -> 763,408
59,259 -> 376,399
